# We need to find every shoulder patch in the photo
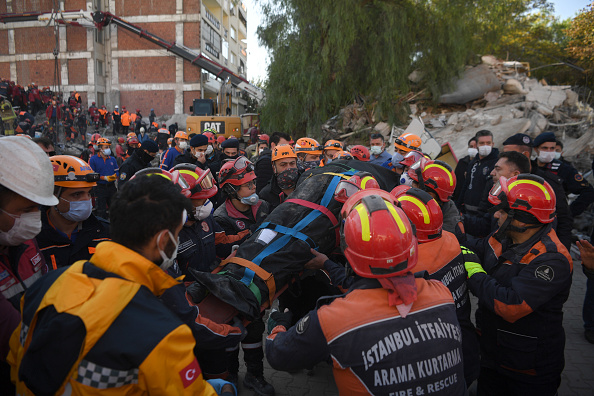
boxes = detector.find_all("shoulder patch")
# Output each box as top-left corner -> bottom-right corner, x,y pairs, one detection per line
120,173 -> 126,180
535,265 -> 554,282
296,314 -> 311,335
201,221 -> 210,232
236,220 -> 246,230
575,174 -> 583,182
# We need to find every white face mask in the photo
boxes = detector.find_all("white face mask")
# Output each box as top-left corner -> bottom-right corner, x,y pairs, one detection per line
554,152 -> 562,160
59,198 -> 92,223
468,148 -> 478,158
102,148 -> 111,156
157,230 -> 179,271
259,148 -> 264,155
369,146 -> 382,156
0,210 -> 42,246
400,173 -> 414,187
93,145 -> 99,151
178,141 -> 188,150
194,200 -> 213,221
538,150 -> 556,164
478,145 -> 492,157
206,145 -> 214,155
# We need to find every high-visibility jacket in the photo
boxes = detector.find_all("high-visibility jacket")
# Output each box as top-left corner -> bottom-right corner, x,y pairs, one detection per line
8,241 -> 217,395
121,111 -> 131,126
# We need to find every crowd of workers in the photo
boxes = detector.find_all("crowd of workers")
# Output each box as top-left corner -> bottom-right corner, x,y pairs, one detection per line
1,107 -> 594,396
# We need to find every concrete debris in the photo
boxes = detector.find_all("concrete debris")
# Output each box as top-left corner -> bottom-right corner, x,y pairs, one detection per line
321,55 -> 594,173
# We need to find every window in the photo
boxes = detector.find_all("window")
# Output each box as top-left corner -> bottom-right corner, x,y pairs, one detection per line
202,21 -> 221,58
230,52 -> 235,65
96,60 -> 104,76
230,27 -> 236,41
95,28 -> 104,44
96,92 -> 104,107
222,40 -> 229,59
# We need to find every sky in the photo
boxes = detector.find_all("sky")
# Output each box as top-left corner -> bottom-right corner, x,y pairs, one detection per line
245,0 -> 591,83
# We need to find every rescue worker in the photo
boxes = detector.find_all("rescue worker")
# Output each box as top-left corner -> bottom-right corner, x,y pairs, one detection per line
157,123 -> 171,151
121,106 -> 131,135
320,139 -> 343,166
408,158 -> 465,242
532,131 -> 594,218
98,105 -> 108,127
266,191 -> 467,395
392,186 -> 479,386
501,133 -> 573,250
119,140 -> 159,187
45,100 -> 61,131
115,137 -> 127,165
381,152 -> 405,174
260,145 -> 299,210
202,130 -> 222,173
456,130 -> 498,215
174,134 -> 205,166
149,108 -> 156,126
213,158 -> 274,395
250,134 -> 269,162
129,109 -> 139,132
161,131 -> 189,170
0,137 -> 57,393
294,137 -> 323,170
88,101 -> 98,125
36,156 -> 110,269
7,174 -> 221,395
32,137 -> 55,156
578,238 -> 594,344
393,132 -> 422,156
369,132 -> 392,165
350,145 -> 371,162
254,132 -> 290,194
453,137 -> 477,202
137,126 -> 151,144
126,137 -> 140,159
112,105 -> 121,135
464,174 -> 572,396
88,138 -> 118,219
220,138 -> 240,162
554,140 -> 568,163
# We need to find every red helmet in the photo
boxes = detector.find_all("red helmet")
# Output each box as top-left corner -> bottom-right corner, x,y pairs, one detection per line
391,186 -> 443,243
218,156 -> 257,188
340,188 -> 396,220
258,134 -> 270,144
399,150 -> 426,168
342,191 -> 418,278
217,135 -> 226,144
91,133 -> 102,144
408,158 -> 456,202
334,172 -> 380,203
172,164 -> 218,199
488,174 -> 556,224
203,131 -> 216,144
117,137 -> 125,144
128,137 -> 140,146
350,145 -> 370,161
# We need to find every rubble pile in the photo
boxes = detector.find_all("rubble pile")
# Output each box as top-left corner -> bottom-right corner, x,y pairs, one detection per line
322,55 -> 594,173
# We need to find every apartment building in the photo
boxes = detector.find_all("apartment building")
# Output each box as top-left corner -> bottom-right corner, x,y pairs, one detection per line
0,0 -> 250,115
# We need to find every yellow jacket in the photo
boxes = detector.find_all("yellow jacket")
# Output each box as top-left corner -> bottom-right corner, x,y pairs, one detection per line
8,241 -> 217,396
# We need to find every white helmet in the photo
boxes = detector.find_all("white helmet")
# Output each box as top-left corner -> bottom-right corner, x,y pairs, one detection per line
115,105 -> 119,109
139,127 -> 145,133
0,136 -> 59,206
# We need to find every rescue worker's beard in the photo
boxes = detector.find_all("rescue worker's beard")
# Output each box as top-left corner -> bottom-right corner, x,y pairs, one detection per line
139,150 -> 155,165
493,209 -> 541,241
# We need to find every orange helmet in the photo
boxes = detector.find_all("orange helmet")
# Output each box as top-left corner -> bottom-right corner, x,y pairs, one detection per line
334,150 -> 353,160
175,131 -> 189,140
272,145 -> 298,162
15,134 -> 32,139
342,191 -> 418,278
334,172 -> 380,203
394,133 -> 422,153
96,138 -> 111,146
324,140 -> 343,152
408,158 -> 456,202
51,155 -> 99,188
126,132 -> 137,140
391,186 -> 443,243
172,164 -> 218,199
350,145 -> 370,161
295,138 -> 323,156
167,137 -> 174,145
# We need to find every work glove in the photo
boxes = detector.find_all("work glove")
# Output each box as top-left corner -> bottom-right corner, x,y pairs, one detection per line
267,309 -> 293,334
461,246 -> 486,278
105,174 -> 117,182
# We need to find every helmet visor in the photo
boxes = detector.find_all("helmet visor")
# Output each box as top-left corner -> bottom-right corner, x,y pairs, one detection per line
334,180 -> 361,202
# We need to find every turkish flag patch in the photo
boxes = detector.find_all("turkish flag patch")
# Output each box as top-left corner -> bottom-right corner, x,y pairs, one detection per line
179,358 -> 201,388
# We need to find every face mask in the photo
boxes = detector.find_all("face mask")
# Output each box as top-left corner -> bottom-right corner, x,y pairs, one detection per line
554,152 -> 562,160
400,173 -> 414,187
370,146 -> 382,156
468,148 -> 478,158
298,159 -> 319,172
102,148 -> 111,156
93,145 -> 99,151
478,145 -> 492,157
59,198 -> 92,222
0,210 -> 42,246
178,141 -> 188,150
140,150 -> 155,164
223,154 -> 239,161
194,200 -> 213,221
276,167 -> 300,190
240,193 -> 259,206
206,145 -> 214,155
157,230 -> 179,271
538,150 -> 556,164
259,148 -> 264,155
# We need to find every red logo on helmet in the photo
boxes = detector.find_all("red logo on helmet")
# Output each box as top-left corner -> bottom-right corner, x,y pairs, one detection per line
179,358 -> 201,388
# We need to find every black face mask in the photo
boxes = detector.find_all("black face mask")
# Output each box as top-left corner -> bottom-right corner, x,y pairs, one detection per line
222,154 -> 239,162
276,167 -> 300,190
127,147 -> 136,157
139,150 -> 155,165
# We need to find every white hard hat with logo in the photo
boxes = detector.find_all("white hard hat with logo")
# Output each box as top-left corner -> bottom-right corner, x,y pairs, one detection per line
0,136 -> 59,206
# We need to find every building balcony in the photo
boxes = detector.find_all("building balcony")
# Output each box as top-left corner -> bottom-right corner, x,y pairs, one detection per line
204,7 -> 221,30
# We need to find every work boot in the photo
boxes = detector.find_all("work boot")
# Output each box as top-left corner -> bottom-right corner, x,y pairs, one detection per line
243,372 -> 275,396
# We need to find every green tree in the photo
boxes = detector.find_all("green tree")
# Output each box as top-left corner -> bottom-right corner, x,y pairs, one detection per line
566,2 -> 594,76
257,0 -> 551,135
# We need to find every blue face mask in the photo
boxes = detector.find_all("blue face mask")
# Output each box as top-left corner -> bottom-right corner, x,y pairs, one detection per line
240,193 -> 259,206
59,198 -> 93,222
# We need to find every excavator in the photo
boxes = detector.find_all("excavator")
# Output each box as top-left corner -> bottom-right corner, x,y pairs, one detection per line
0,9 -> 263,139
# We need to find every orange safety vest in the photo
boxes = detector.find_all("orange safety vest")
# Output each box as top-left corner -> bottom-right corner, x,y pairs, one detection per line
121,112 -> 131,126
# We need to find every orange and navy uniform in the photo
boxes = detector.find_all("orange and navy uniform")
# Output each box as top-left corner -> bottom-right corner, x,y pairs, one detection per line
121,111 -> 131,127
266,277 -> 467,395
465,223 -> 572,382
417,230 -> 479,385
35,209 -> 110,270
0,239 -> 47,309
8,241 -> 217,395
